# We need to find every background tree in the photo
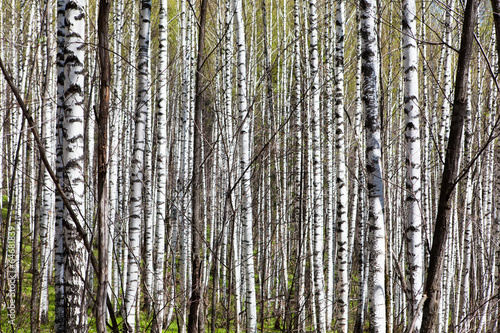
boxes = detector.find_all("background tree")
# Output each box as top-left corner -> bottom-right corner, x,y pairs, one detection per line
0,0 -> 500,332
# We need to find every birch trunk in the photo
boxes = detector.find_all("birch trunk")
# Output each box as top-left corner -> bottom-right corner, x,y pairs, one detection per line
233,0 -> 257,330
458,79 -> 473,331
125,0 -> 151,331
39,0 -> 52,322
324,0 -> 334,327
438,0 -> 455,159
334,1 -> 348,331
153,1 -> 168,331
63,1 -> 88,331
360,0 -> 386,331
402,0 -> 423,329
308,0 -> 327,331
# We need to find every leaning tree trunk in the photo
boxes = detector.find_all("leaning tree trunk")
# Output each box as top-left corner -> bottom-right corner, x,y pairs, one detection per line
420,1 -> 478,332
360,0 -> 386,331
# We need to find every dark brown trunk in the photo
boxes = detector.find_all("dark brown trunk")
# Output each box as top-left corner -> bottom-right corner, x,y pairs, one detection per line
491,0 -> 500,62
96,0 -> 111,332
420,1 -> 478,332
188,0 -> 209,331
31,159 -> 43,332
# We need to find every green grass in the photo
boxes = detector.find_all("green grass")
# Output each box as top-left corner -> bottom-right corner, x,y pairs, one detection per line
0,194 -> 285,332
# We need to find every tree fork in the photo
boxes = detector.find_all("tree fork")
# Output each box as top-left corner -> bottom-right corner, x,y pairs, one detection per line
420,0 -> 478,331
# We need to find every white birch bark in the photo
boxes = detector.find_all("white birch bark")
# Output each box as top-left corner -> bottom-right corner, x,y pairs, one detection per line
420,5 -> 432,270
233,0 -> 257,330
178,0 -> 192,329
125,1 -> 151,331
354,13 -> 367,330
233,210 -> 242,333
121,7 -> 137,299
63,1 -> 87,331
292,0 -> 306,328
403,0 -> 422,328
39,0 -> 53,321
153,0 -> 168,330
119,5 -> 130,307
143,32 -> 154,312
324,0 -> 335,324
493,136 -> 500,333
108,0 -> 124,308
334,1 -> 348,331
360,0 -> 386,331
458,78 -> 473,331
308,0 -> 326,331
221,0 -> 234,308
439,0 -> 455,158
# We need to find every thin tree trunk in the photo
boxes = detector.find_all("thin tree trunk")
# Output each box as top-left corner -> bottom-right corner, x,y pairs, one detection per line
153,0 -> 168,331
420,1 -> 478,331
360,0 -> 386,331
125,0 -> 151,331
96,0 -> 111,330
402,0 -> 423,329
54,1 -> 66,328
38,0 -> 52,324
187,0 -> 208,330
31,159 -> 43,332
324,1 -> 335,327
458,78 -> 473,331
308,0 -> 326,330
233,0 -> 257,330
334,1 -> 348,331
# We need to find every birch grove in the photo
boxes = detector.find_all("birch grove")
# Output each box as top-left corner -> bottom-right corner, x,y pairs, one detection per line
1,0 -> 500,332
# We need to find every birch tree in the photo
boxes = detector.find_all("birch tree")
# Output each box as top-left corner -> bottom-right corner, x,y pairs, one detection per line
153,0 -> 168,331
360,0 -> 386,331
402,0 -> 423,329
38,0 -> 53,323
62,1 -> 88,331
3,0 -> 500,331
234,0 -> 257,330
125,0 -> 151,331
309,0 -> 327,331
334,0 -> 349,331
